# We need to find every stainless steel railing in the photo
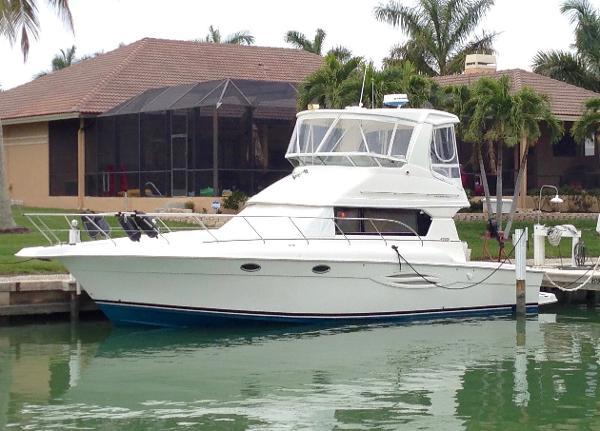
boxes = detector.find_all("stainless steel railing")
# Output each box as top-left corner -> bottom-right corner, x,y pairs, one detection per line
23,212 -> 424,247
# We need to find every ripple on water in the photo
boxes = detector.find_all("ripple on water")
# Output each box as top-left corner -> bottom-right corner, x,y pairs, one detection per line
2,309 -> 600,430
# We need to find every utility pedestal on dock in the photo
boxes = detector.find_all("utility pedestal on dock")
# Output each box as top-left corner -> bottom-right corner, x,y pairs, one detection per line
513,228 -> 527,316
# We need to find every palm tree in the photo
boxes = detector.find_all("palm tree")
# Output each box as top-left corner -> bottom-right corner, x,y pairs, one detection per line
202,25 -> 254,45
0,0 -> 73,230
374,0 -> 497,76
327,46 -> 352,62
503,89 -> 562,238
466,76 -> 516,231
285,28 -> 326,55
35,44 -> 77,78
51,44 -> 76,70
466,76 -> 562,236
441,84 -> 494,216
297,54 -> 362,110
532,0 -> 600,92
572,98 -> 600,143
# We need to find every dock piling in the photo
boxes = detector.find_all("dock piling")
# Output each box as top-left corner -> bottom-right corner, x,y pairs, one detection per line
514,228 -> 527,316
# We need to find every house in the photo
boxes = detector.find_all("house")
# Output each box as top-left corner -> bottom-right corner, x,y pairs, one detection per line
434,56 -> 600,209
0,38 -> 322,211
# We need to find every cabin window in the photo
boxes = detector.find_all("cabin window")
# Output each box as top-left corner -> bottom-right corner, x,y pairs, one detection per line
334,208 -> 361,234
296,117 -> 335,153
430,126 -> 460,179
286,115 -> 415,167
390,125 -> 413,158
334,208 -> 431,236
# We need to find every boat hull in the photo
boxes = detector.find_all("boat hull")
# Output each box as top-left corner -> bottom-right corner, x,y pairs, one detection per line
61,256 -> 543,327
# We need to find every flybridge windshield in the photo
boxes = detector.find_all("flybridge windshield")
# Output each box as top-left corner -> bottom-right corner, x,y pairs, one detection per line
285,115 -> 415,167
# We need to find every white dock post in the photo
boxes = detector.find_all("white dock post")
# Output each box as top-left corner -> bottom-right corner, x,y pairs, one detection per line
513,228 -> 527,315
533,224 -> 545,266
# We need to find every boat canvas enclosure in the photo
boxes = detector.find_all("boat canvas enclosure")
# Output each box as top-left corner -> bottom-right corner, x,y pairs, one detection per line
86,79 -> 299,198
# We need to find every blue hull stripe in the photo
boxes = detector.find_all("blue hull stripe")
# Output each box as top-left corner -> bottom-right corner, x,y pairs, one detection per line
96,300 -> 539,328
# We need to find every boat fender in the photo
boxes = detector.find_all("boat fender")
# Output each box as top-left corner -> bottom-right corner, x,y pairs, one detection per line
133,211 -> 159,238
81,214 -> 110,239
117,213 -> 142,242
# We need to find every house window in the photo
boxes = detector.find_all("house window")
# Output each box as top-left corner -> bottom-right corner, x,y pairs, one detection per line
585,137 -> 595,157
334,208 -> 432,236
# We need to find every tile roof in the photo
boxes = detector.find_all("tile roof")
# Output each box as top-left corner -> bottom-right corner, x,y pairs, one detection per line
434,69 -> 600,121
0,37 -> 323,120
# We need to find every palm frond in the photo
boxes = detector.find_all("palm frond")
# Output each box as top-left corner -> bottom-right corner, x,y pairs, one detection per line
51,44 -> 75,70
572,97 -> 600,143
285,30 -> 310,50
1,0 -> 40,60
447,0 -> 494,48
375,0 -> 496,75
561,0 -> 597,24
532,50 -> 599,91
327,45 -> 351,62
312,28 -> 325,55
374,1 -> 425,37
383,40 -> 437,75
225,31 -> 254,45
46,0 -> 72,31
204,25 -> 221,43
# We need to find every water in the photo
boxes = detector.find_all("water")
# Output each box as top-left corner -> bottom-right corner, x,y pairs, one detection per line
1,307 -> 600,430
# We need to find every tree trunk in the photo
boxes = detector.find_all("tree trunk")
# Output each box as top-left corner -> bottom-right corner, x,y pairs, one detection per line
0,119 -> 17,230
495,140 -> 503,231
478,145 -> 493,216
504,140 -> 530,239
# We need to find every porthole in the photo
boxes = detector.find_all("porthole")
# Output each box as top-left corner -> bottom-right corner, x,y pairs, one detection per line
241,263 -> 261,272
312,264 -> 331,274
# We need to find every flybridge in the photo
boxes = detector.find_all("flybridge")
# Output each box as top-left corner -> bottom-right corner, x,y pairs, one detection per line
285,108 -> 462,185
286,111 -> 415,168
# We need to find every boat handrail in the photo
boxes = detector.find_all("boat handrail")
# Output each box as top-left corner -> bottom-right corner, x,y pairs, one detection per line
286,151 -> 407,168
22,212 -> 424,247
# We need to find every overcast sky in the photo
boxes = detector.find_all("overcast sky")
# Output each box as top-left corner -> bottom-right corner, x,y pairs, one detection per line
1,0 -> 597,90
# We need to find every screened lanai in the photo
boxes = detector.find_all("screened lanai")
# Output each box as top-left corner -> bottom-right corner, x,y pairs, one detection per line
84,79 -> 299,198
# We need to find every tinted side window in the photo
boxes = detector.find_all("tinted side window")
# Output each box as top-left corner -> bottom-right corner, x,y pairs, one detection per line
334,208 -> 431,236
363,209 -> 419,235
334,208 -> 361,234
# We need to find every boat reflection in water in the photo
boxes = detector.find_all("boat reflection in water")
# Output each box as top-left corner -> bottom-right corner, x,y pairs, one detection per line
2,311 -> 600,430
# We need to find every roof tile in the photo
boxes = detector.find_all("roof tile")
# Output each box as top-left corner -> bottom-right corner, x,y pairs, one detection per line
433,69 -> 600,120
0,38 -> 323,120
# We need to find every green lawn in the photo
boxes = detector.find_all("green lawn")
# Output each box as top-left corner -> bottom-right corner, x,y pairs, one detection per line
456,218 -> 600,261
1,207 -> 599,275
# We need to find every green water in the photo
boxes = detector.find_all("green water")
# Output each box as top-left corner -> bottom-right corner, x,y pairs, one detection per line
1,307 -> 600,430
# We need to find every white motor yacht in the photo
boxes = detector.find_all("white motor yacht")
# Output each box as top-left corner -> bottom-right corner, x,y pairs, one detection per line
17,106 -> 548,326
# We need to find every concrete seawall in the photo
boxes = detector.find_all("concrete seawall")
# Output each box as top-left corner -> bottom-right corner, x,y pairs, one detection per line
0,274 -> 97,320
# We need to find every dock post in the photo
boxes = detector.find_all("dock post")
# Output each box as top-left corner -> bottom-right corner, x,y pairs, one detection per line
69,279 -> 80,323
586,290 -> 597,308
513,228 -> 527,316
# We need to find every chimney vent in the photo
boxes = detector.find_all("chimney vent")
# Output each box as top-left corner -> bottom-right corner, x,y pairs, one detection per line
464,54 -> 496,74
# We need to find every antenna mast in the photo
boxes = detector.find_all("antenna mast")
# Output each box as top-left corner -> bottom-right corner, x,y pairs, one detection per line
358,65 -> 367,108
